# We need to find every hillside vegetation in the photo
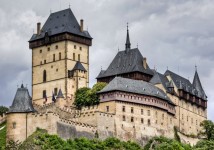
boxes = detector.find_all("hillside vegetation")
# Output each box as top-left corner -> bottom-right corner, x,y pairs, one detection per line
0,122 -> 6,150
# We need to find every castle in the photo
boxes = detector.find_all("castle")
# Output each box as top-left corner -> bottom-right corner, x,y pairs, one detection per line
6,8 -> 207,146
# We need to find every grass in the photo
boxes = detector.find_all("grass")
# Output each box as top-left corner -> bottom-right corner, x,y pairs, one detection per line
0,122 -> 6,149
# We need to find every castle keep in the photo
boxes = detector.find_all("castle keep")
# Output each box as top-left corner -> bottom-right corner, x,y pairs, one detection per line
6,8 -> 207,146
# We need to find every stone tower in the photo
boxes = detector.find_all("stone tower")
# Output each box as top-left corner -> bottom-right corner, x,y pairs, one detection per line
29,8 -> 92,106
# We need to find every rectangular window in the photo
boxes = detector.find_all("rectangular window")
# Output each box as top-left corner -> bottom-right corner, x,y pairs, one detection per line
74,45 -> 76,49
141,109 -> 144,115
106,106 -> 109,112
59,53 -> 61,60
148,110 -> 150,116
54,88 -> 58,96
80,47 -> 82,50
40,49 -> 42,53
131,117 -> 134,122
47,47 -> 50,51
78,54 -> 80,61
44,60 -> 46,64
141,118 -> 144,124
148,119 -> 151,126
122,106 -> 125,112
131,107 -> 134,113
55,45 -> 58,49
123,115 -> 126,121
53,54 -> 55,62
43,90 -> 46,98
73,53 -> 75,60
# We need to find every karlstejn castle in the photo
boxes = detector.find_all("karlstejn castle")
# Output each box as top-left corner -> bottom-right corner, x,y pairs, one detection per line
6,8 -> 207,146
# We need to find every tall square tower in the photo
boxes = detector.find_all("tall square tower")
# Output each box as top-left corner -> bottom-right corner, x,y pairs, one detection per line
29,9 -> 92,106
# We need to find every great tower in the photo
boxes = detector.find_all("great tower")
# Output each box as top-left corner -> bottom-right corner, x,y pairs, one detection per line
29,8 -> 92,106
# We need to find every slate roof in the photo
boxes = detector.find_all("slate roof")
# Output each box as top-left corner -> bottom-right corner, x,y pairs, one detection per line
99,77 -> 174,105
97,48 -> 154,78
72,61 -> 87,72
8,84 -> 36,113
193,71 -> 207,100
56,89 -> 64,99
29,8 -> 92,42
164,70 -> 207,100
150,72 -> 171,93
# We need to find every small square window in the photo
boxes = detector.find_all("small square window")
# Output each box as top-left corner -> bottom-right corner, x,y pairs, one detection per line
40,49 -> 42,53
141,109 -> 143,115
12,122 -> 16,129
141,118 -> 144,124
44,60 -> 46,64
122,106 -> 125,112
106,106 -> 109,112
123,115 -> 126,121
47,47 -> 50,51
131,117 -> 134,122
131,107 -> 134,113
56,69 -> 58,72
80,47 -> 82,50
54,88 -> 58,96
55,45 -> 58,49
74,45 -> 76,49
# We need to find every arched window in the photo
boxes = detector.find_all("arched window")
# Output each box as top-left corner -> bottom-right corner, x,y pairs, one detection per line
43,70 -> 47,82
73,53 -> 75,60
78,54 -> 80,61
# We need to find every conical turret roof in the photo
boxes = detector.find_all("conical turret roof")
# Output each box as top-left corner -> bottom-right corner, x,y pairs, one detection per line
193,70 -> 207,100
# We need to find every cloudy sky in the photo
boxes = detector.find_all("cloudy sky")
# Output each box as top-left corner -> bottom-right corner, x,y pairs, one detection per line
0,0 -> 213,120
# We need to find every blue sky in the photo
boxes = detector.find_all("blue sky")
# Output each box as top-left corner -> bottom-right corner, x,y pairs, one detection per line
0,0 -> 213,121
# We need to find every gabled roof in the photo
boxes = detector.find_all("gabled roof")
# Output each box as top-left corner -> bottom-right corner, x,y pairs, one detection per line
164,70 -> 207,100
72,61 -> 87,72
29,8 -> 92,42
56,89 -> 64,99
150,72 -> 170,92
97,48 -> 154,78
193,71 -> 207,100
8,84 -> 36,113
99,77 -> 174,104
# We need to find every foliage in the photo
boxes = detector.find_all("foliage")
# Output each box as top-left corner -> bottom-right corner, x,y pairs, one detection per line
74,82 -> 107,108
0,122 -> 6,149
0,106 -> 8,116
18,129 -> 143,150
194,140 -> 214,150
144,136 -> 192,150
199,120 -> 214,140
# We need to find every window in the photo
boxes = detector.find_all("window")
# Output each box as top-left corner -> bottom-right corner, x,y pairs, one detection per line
74,45 -> 76,49
55,45 -> 58,49
73,53 -> 75,60
12,122 -> 16,129
106,106 -> 109,112
40,49 -> 42,53
147,110 -> 150,116
148,119 -> 151,126
40,61 -> 42,65
141,109 -> 144,115
123,115 -> 126,121
78,54 -> 80,61
80,47 -> 82,50
53,54 -> 55,62
141,118 -> 144,124
122,106 -> 125,112
131,107 -> 134,113
47,47 -> 50,51
59,52 -> 61,60
43,90 -> 46,98
131,117 -> 134,122
43,70 -> 46,82
54,88 -> 58,96
44,60 -> 46,64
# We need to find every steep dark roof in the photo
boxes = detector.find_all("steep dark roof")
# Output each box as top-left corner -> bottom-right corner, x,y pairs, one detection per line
8,84 -> 36,113
56,89 -> 64,99
97,48 -> 154,78
150,72 -> 171,92
193,71 -> 207,100
72,61 -> 87,71
164,70 -> 207,100
99,77 -> 174,104
29,8 -> 92,42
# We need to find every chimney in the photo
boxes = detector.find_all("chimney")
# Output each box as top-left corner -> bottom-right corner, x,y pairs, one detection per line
80,19 -> 84,32
37,22 -> 41,35
143,58 -> 147,69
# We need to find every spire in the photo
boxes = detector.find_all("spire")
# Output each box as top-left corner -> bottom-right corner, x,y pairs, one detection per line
193,69 -> 206,99
125,23 -> 131,50
56,89 -> 64,99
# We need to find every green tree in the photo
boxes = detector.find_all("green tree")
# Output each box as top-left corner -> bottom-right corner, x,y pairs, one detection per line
0,106 -> 8,116
199,120 -> 214,140
74,87 -> 91,109
89,82 -> 107,105
194,140 -> 214,150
